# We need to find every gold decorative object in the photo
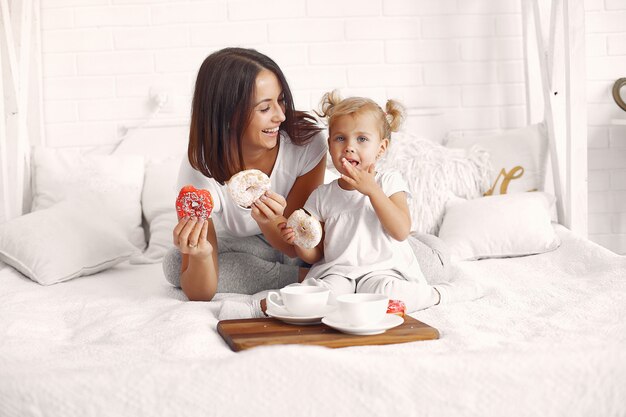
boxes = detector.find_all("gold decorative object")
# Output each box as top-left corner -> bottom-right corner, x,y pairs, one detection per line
484,166 -> 537,196
613,78 -> 626,112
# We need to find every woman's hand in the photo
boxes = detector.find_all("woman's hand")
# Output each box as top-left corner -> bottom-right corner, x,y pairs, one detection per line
251,190 -> 287,227
341,158 -> 380,197
173,216 -> 212,257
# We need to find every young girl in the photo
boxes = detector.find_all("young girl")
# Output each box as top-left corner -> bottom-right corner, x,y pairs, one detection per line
220,91 -> 453,319
281,90 -> 445,312
162,48 -> 327,301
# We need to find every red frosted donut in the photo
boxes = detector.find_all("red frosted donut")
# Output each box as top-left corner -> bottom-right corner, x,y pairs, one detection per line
387,299 -> 406,318
176,185 -> 214,220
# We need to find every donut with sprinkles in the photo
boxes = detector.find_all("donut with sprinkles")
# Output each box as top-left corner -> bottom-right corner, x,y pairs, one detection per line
176,185 -> 214,220
386,299 -> 406,318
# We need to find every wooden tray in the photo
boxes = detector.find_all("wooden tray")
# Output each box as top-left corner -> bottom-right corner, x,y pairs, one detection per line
217,315 -> 439,352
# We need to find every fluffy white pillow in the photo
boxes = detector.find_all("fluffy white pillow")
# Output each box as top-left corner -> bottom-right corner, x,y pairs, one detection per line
113,128 -> 188,263
437,192 -> 560,261
445,124 -> 548,195
0,201 -> 139,285
131,157 -> 180,264
31,147 -> 145,249
113,125 -> 188,159
378,133 -> 492,235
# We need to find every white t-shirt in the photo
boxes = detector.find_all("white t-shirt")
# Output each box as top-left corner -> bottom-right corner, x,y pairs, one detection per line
304,170 -> 426,283
177,130 -> 327,237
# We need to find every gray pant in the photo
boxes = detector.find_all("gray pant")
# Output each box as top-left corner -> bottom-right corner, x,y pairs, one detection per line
162,234 -> 306,294
408,233 -> 451,285
162,233 -> 450,294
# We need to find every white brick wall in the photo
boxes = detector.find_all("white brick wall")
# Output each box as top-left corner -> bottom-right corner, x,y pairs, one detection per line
585,0 -> 626,254
38,0 -> 626,254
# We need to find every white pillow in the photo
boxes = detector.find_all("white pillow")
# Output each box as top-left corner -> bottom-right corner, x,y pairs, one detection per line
444,124 -> 548,195
378,133 -> 492,235
437,192 -> 560,261
131,157 -> 180,264
113,125 -> 188,159
31,147 -> 145,249
113,128 -> 188,263
0,201 -> 139,285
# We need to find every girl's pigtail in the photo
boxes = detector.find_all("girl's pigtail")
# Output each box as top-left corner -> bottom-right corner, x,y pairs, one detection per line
385,99 -> 406,133
316,89 -> 342,119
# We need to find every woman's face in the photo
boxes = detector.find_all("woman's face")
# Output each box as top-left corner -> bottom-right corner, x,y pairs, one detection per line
242,69 -> 286,151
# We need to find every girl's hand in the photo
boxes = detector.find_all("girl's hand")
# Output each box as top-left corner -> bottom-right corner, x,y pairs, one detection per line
251,190 -> 287,227
278,222 -> 296,246
173,216 -> 212,257
341,158 -> 380,196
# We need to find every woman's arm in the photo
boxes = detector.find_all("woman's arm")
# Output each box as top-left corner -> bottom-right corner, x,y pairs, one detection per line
176,217 -> 220,301
252,157 -> 326,257
284,157 -> 327,218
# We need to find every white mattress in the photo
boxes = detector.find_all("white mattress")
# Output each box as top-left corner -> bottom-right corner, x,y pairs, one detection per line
1,225 -> 625,417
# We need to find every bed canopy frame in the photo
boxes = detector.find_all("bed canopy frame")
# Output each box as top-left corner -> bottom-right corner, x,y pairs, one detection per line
0,0 -> 588,236
522,0 -> 587,237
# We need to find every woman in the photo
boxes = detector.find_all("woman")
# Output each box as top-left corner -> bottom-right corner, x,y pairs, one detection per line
162,47 -> 327,302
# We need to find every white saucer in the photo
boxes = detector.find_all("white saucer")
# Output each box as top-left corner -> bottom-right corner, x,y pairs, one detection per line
266,304 -> 337,325
322,312 -> 404,335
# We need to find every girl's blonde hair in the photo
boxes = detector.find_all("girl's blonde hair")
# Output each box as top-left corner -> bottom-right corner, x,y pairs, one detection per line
316,89 -> 405,140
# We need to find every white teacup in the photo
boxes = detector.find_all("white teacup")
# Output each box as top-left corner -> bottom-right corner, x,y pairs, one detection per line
336,293 -> 389,327
267,286 -> 330,317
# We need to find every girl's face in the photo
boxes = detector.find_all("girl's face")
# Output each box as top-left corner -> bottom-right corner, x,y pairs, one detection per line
328,112 -> 389,176
242,69 -> 286,152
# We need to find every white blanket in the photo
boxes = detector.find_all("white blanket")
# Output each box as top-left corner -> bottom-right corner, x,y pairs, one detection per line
1,225 -> 625,417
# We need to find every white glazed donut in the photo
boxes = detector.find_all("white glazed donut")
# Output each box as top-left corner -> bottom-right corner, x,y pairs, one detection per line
287,209 -> 322,249
227,169 -> 271,208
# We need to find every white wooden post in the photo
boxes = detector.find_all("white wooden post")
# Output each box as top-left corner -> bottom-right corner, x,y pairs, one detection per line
0,0 -> 19,223
16,0 -> 33,216
531,0 -> 566,225
0,0 -> 43,221
0,32 -> 9,223
525,0 -> 588,236
563,0 -> 588,237
522,0 -> 544,124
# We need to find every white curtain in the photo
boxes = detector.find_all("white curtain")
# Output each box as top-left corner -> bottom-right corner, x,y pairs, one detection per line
0,0 -> 44,223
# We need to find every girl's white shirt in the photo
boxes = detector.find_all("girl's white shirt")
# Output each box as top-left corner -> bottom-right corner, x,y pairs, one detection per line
304,170 -> 426,283
177,130 -> 327,237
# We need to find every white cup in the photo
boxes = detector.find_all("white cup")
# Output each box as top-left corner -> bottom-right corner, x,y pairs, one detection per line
267,286 -> 330,317
336,293 -> 389,327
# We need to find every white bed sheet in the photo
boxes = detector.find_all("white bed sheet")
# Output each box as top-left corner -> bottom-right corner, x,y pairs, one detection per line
0,225 -> 625,417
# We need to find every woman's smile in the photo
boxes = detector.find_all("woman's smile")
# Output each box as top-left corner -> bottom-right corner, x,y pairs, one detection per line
243,69 -> 286,150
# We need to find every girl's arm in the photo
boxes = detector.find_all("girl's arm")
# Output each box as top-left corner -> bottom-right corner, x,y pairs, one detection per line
177,217 -> 220,301
281,223 -> 324,264
294,238 -> 324,264
341,161 -> 411,241
252,157 -> 326,257
368,189 -> 412,241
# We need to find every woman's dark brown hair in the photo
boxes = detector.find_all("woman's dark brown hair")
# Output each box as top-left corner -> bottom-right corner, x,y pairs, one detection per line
188,47 -> 322,184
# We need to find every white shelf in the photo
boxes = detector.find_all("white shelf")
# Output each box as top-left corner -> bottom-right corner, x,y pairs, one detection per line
611,119 -> 626,125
